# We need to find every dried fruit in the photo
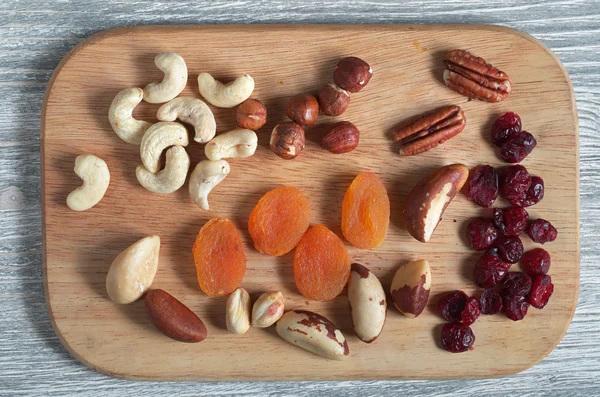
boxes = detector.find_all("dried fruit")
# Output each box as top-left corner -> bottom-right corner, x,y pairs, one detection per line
333,56 -> 373,93
502,291 -> 530,321
527,219 -> 558,244
512,175 -> 544,207
527,275 -> 554,309
466,218 -> 498,251
474,249 -> 510,288
294,224 -> 350,301
502,272 -> 532,296
501,165 -> 531,203
342,172 -> 390,249
495,235 -> 524,264
479,289 -> 503,315
441,323 -> 475,353
499,207 -> 529,237
192,218 -> 246,297
522,248 -> 551,275
462,165 -> 499,207
500,131 -> 537,163
438,290 -> 468,322
461,297 -> 481,325
248,186 -> 311,256
491,112 -> 522,147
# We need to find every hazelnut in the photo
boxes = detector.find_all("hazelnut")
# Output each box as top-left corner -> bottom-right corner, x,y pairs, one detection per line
286,94 -> 319,126
317,83 -> 350,116
321,121 -> 359,154
333,57 -> 373,93
236,98 -> 267,130
270,122 -> 305,159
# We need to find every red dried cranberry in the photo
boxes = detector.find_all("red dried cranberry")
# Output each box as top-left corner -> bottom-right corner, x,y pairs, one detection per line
522,248 -> 551,275
491,112 -> 522,147
502,207 -> 529,236
501,165 -> 531,203
462,165 -> 499,208
473,250 -> 510,288
499,131 -> 537,163
527,275 -> 554,309
495,235 -> 524,264
493,208 -> 505,234
502,272 -> 532,296
502,290 -> 530,321
460,297 -> 481,325
441,323 -> 475,353
466,218 -> 498,251
438,290 -> 468,322
527,219 -> 558,244
511,176 -> 544,207
479,289 -> 503,315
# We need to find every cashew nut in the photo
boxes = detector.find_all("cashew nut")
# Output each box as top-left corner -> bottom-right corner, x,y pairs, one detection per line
136,146 -> 190,194
66,154 -> 110,211
157,97 -> 217,143
205,128 -> 258,161
143,52 -> 188,104
189,159 -> 230,210
108,88 -> 153,145
140,121 -> 189,174
197,73 -> 254,108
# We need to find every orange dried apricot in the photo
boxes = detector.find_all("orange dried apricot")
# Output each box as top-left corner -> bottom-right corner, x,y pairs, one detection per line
294,224 -> 350,301
341,172 -> 390,249
193,218 -> 246,296
248,186 -> 311,256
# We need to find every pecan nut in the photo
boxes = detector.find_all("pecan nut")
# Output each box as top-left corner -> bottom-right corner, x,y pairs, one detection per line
443,49 -> 511,103
392,105 -> 466,156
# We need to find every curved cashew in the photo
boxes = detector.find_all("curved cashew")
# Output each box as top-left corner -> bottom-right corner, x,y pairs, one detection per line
197,73 -> 254,108
136,146 -> 190,194
140,121 -> 189,173
157,97 -> 217,143
189,159 -> 230,210
143,52 -> 188,104
108,88 -> 153,145
66,154 -> 110,211
205,128 -> 258,161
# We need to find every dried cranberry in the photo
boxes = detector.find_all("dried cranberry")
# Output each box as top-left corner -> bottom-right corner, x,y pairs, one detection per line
493,208 -> 505,234
499,131 -> 537,163
511,176 -> 544,207
495,235 -> 524,264
527,275 -> 554,309
501,165 -> 531,203
439,290 -> 468,322
502,272 -> 532,296
460,297 -> 481,325
502,207 -> 529,236
527,219 -> 558,244
522,248 -> 551,275
466,218 -> 498,251
491,112 -> 522,147
502,291 -> 530,321
462,165 -> 499,207
441,323 -> 475,353
473,250 -> 510,288
479,289 -> 503,315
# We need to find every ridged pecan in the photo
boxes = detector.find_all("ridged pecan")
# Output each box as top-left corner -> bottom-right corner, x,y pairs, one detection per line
443,50 -> 511,103
392,105 -> 466,156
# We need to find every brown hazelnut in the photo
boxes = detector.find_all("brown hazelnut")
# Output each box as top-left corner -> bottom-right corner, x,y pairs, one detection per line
236,98 -> 267,130
317,83 -> 350,116
333,57 -> 373,93
321,121 -> 359,154
270,122 -> 306,159
286,94 -> 319,126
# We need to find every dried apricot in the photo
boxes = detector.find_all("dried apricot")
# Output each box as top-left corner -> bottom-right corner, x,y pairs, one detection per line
248,186 -> 311,256
294,224 -> 350,301
341,172 -> 390,249
193,218 -> 246,297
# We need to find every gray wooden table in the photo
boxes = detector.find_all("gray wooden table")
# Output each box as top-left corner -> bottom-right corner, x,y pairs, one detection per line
1,0 -> 598,395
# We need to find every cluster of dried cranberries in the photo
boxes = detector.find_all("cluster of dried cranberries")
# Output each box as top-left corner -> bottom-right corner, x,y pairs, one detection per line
491,112 -> 537,163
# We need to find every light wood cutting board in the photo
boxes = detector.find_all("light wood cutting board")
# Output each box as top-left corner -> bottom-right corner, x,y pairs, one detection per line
41,25 -> 579,380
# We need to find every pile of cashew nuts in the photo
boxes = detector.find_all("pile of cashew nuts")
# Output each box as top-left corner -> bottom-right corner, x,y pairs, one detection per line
66,52 -> 259,211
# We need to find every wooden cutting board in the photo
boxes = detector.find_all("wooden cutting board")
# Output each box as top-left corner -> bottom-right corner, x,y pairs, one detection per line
41,25 -> 579,380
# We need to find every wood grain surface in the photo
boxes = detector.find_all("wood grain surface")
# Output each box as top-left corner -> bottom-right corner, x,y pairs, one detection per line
2,0 -> 599,395
41,24 -> 578,381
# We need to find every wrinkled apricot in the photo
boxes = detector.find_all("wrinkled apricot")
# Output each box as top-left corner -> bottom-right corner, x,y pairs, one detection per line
248,186 -> 311,256
294,224 -> 350,301
341,172 -> 390,249
193,218 -> 246,297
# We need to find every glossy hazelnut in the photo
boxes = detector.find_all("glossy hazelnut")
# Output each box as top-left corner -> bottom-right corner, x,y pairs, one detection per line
317,83 -> 350,116
286,94 -> 319,126
333,57 -> 373,93
236,98 -> 267,130
321,121 -> 359,154
270,122 -> 306,159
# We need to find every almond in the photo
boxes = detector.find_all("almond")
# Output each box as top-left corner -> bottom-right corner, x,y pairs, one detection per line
390,259 -> 431,318
321,121 -> 359,154
226,287 -> 251,334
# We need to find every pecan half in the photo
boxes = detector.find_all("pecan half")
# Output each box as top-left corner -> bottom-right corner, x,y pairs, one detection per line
443,50 -> 511,103
392,105 -> 466,156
